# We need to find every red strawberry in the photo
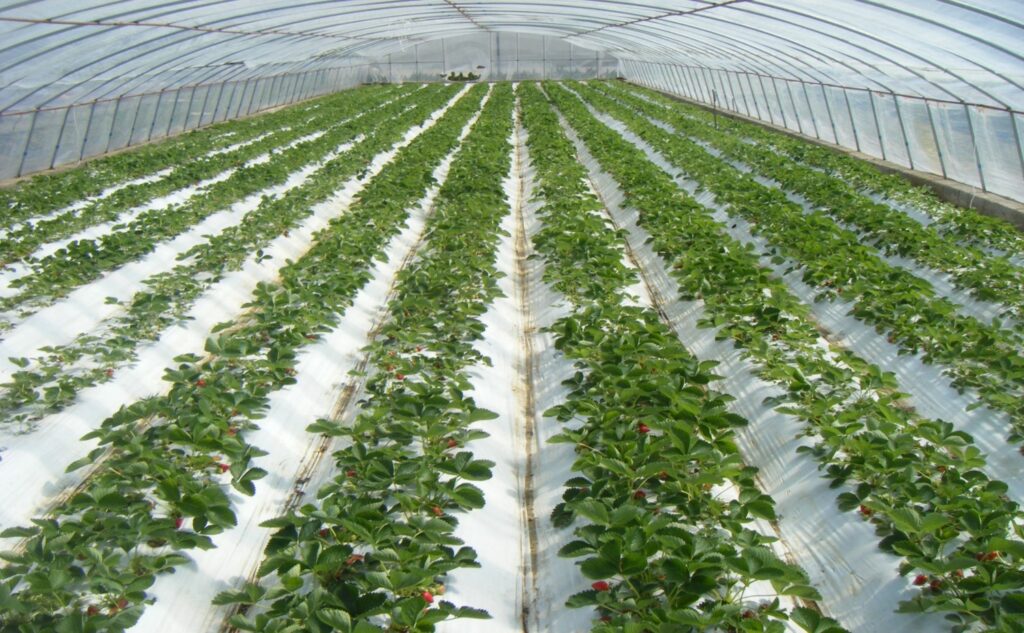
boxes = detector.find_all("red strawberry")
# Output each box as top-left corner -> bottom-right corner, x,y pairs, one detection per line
591,581 -> 610,592
599,615 -> 612,623
658,470 -> 669,481
318,528 -> 330,538
86,605 -> 99,616
985,551 -> 1000,561
952,569 -> 964,579
930,579 -> 942,591
174,516 -> 184,529
446,438 -> 458,449
395,373 -> 406,381
345,554 -> 364,565
116,598 -> 128,610
218,463 -> 230,473
431,505 -> 443,517
637,423 -> 650,434
345,469 -> 357,478
421,590 -> 434,604
742,610 -> 755,619
913,574 -> 928,586
633,490 -> 646,500
227,426 -> 238,437
105,368 -> 114,378
858,504 -> 872,517
196,378 -> 207,388
416,346 -> 424,352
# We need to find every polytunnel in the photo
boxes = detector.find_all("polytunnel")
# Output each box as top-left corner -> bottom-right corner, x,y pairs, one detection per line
0,1 -> 1022,632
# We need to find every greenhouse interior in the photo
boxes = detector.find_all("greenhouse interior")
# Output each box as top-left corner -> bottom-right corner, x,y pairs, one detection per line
0,1 -> 1022,632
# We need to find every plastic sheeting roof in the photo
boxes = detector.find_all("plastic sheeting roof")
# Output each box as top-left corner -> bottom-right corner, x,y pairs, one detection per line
0,0 -> 1021,113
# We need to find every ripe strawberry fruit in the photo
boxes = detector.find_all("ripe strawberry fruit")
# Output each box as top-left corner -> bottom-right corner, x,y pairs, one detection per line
174,516 -> 184,529
116,598 -> 128,610
345,469 -> 357,478
858,504 -> 873,517
599,615 -> 612,623
345,554 -> 364,566
913,575 -> 928,586
591,581 -> 610,592
633,490 -> 646,500
742,610 -> 755,619
218,463 -> 230,473
930,579 -> 943,591
658,470 -> 669,481
227,426 -> 239,437
431,505 -> 443,517
86,605 -> 99,616
985,551 -> 1000,561
105,368 -> 114,378
446,438 -> 458,449
637,423 -> 650,434
395,373 -> 406,381
318,528 -> 330,538
196,378 -> 207,388
421,590 -> 434,604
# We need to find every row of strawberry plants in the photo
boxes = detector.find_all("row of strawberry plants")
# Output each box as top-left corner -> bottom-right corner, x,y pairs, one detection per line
0,84 -> 488,633
0,84 -> 412,267
215,84 -> 514,633
611,81 -> 1024,258
0,85 -> 451,331
547,82 -> 1024,632
523,82 -> 840,633
0,83 -> 459,430
566,82 -> 1024,442
592,81 -> 1024,327
0,85 -> 382,231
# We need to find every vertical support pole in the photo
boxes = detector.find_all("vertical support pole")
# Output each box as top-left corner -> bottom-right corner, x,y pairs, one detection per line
783,80 -> 805,135
183,86 -> 199,130
1008,110 -> 1024,190
867,90 -> 887,160
962,103 -> 988,192
49,106 -> 72,169
16,109 -> 39,177
772,77 -> 790,130
743,73 -> 763,120
79,100 -> 98,162
892,95 -> 915,170
210,82 -> 227,122
924,100 -> 949,179
197,84 -> 214,126
148,90 -> 166,141
799,80 -> 821,139
842,88 -> 861,152
127,95 -> 144,143
820,84 -> 839,144
48,106 -> 71,170
103,96 -> 123,154
166,88 -> 180,136
756,74 -> 776,125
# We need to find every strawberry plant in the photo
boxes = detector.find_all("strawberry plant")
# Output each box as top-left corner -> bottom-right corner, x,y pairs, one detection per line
567,81 -> 1024,442
593,81 -> 1024,330
0,84 -> 487,633
0,84 -> 416,269
0,87 -> 451,331
219,84 -> 513,632
607,81 -> 1024,258
0,84 -> 458,430
548,81 -> 1024,632
522,82 -> 841,633
0,85 -> 396,233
